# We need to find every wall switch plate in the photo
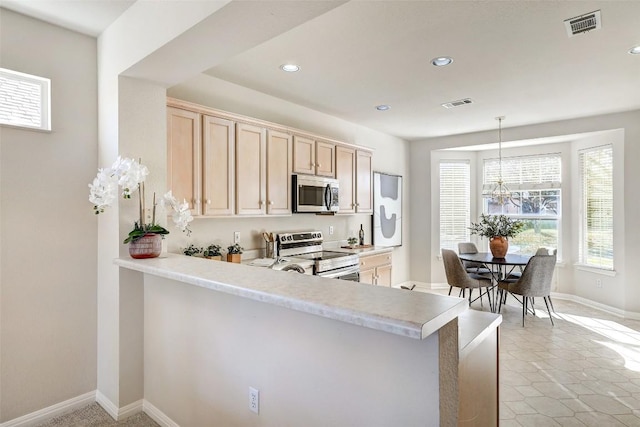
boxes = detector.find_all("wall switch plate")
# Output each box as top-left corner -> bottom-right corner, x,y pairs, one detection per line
329,226 -> 334,235
234,231 -> 240,244
249,387 -> 259,414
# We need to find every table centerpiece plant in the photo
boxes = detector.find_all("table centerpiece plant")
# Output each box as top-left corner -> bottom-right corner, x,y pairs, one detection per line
89,156 -> 193,258
468,214 -> 524,258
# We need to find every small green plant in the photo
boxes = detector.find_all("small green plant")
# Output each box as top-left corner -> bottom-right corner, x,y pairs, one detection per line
203,244 -> 222,257
183,244 -> 202,256
347,237 -> 358,246
227,243 -> 244,254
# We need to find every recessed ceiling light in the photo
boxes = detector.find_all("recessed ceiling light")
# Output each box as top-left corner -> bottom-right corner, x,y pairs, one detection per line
431,57 -> 453,67
280,64 -> 300,72
629,46 -> 640,55
375,105 -> 390,111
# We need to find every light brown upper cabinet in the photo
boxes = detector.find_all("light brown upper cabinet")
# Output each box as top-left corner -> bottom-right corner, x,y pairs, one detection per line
266,130 -> 292,215
336,147 -> 373,214
293,135 -> 335,177
235,123 -> 267,216
202,115 -> 234,216
167,107 -> 201,216
356,150 -> 373,213
336,146 -> 356,214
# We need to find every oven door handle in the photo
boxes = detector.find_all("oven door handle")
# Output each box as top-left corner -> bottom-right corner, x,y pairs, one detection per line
317,265 -> 360,279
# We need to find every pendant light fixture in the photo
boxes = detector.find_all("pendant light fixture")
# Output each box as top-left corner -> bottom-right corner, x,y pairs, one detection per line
488,116 -> 518,206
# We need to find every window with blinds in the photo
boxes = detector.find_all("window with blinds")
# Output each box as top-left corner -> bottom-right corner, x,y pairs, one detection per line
440,161 -> 470,251
482,153 -> 561,255
0,68 -> 51,131
579,145 -> 613,269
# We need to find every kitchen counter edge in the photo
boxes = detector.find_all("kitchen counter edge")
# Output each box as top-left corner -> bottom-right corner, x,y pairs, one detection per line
115,253 -> 468,340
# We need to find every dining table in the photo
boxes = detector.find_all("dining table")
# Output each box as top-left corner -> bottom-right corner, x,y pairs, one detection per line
458,252 -> 532,313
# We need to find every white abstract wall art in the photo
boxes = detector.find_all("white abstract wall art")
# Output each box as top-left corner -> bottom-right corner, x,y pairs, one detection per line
373,172 -> 402,247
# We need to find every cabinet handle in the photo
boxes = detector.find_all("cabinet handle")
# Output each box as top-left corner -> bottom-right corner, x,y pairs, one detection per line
361,262 -> 366,266
356,203 -> 360,207
317,163 -> 321,168
268,201 -> 273,205
206,199 -> 211,205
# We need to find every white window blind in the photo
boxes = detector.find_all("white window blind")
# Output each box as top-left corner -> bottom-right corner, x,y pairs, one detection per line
482,153 -> 562,255
440,161 -> 470,251
579,145 -> 613,270
0,68 -> 51,131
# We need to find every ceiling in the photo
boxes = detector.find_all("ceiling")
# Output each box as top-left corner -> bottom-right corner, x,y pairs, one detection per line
2,1 -> 639,141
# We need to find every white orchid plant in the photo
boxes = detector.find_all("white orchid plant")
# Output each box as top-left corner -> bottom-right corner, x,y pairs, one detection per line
89,157 -> 193,243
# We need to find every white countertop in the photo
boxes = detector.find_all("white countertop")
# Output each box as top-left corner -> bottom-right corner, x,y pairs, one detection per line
326,245 -> 394,256
115,253 -> 468,340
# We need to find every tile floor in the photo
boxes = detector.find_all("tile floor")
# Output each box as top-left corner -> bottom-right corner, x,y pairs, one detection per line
433,288 -> 640,426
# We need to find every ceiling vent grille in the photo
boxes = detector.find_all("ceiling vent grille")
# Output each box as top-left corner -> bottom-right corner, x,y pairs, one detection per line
441,98 -> 474,109
564,10 -> 601,37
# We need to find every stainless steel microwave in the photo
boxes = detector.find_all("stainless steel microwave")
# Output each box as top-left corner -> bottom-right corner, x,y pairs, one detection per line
292,174 -> 339,213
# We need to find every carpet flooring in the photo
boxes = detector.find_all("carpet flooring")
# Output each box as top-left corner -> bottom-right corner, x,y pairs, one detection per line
35,403 -> 158,427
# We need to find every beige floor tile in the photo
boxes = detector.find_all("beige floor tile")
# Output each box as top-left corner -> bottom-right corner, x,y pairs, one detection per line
515,413 -> 562,426
560,398 -> 595,413
579,394 -> 634,415
524,396 -> 574,417
514,385 -> 544,398
505,400 -> 538,415
575,411 -> 629,426
552,417 -> 588,426
531,381 -> 578,399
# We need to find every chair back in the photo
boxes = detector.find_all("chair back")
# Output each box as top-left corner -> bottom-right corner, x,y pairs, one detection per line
458,242 -> 484,270
442,249 -> 477,289
511,254 -> 556,298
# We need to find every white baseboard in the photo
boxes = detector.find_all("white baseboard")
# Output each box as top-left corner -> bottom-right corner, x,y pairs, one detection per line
95,391 -> 143,421
550,292 -> 640,319
0,391 -> 95,427
143,400 -> 180,427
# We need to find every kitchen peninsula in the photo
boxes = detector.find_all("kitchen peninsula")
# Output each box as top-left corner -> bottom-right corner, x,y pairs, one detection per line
116,254 -> 500,426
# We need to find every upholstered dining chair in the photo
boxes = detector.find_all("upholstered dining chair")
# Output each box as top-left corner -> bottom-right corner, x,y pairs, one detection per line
442,249 -> 492,307
458,242 -> 491,275
507,247 -> 554,279
497,254 -> 557,327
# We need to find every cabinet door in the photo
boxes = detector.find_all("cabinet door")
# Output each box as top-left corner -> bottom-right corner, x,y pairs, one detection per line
202,115 -> 234,216
356,150 -> 373,213
315,141 -> 335,177
236,123 -> 266,215
167,107 -> 201,216
293,135 -> 315,175
376,264 -> 392,287
266,130 -> 292,215
336,146 -> 356,214
359,268 -> 375,285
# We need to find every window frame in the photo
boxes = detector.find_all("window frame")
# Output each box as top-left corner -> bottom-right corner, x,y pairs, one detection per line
578,144 -> 614,271
439,160 -> 471,252
0,67 -> 51,131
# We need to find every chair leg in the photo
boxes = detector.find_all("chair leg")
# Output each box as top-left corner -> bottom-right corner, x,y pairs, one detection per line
498,289 -> 503,313
448,286 -> 453,296
459,288 -> 464,298
548,296 -> 556,313
543,297 -> 555,326
468,288 -> 473,305
530,298 -> 536,315
522,297 -> 526,327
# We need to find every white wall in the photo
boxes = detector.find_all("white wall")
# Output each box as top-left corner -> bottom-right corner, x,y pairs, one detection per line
144,274 -> 440,427
0,9 -> 98,421
411,111 -> 638,315
167,74 -> 411,285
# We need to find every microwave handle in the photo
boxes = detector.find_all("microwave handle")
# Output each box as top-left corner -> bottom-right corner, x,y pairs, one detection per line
324,184 -> 331,210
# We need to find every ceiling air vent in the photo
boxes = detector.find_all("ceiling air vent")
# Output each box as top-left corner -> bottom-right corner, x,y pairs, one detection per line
441,98 -> 474,109
564,10 -> 601,37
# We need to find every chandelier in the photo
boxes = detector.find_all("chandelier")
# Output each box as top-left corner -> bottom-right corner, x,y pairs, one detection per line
488,116 -> 518,206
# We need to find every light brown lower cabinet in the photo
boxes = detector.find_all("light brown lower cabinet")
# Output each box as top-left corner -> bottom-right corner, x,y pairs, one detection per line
359,252 -> 392,286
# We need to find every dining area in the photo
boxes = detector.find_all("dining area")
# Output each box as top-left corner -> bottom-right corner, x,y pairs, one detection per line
441,213 -> 558,327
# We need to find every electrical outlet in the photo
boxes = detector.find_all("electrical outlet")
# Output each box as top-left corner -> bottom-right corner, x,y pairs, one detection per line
596,279 -> 602,288
329,226 -> 334,235
249,387 -> 259,414
234,231 -> 240,244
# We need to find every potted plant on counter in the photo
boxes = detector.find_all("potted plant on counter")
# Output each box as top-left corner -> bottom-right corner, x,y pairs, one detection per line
89,156 -> 193,259
203,244 -> 223,261
226,243 -> 244,263
347,237 -> 359,249
183,244 -> 202,257
469,214 -> 524,258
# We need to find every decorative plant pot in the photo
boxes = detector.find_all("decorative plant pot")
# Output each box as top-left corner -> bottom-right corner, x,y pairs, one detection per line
489,236 -> 508,258
227,254 -> 242,263
129,233 -> 162,259
205,255 -> 222,261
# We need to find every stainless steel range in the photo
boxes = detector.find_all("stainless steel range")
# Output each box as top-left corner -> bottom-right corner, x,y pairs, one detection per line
277,231 -> 360,281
